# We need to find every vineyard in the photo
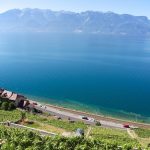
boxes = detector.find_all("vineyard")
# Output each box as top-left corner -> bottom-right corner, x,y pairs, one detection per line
89,126 -> 140,147
0,109 -> 150,149
0,110 -> 21,122
134,128 -> 150,138
0,125 -> 143,150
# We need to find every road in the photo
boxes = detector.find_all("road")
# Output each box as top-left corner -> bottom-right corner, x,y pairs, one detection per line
34,103 -> 125,129
45,103 -> 150,129
35,105 -> 95,124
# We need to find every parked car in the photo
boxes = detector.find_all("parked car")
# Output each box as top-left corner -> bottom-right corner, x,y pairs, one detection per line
123,124 -> 130,128
82,116 -> 89,120
81,116 -> 95,122
88,118 -> 95,122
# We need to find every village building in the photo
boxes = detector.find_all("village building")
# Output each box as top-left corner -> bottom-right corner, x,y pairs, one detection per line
0,88 -> 29,108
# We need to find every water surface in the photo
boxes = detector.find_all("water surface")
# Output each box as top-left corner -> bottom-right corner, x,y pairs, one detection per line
0,33 -> 150,122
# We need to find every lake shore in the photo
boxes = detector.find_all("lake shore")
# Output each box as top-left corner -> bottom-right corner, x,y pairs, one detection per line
28,98 -> 150,129
1,87 -> 150,129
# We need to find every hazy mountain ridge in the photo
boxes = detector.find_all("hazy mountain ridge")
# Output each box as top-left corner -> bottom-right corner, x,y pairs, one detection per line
0,8 -> 150,35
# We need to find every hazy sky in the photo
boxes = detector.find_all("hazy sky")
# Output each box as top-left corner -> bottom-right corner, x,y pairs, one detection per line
0,0 -> 150,18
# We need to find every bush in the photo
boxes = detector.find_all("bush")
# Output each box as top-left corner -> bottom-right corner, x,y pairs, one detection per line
0,101 -> 16,111
95,121 -> 101,126
8,102 -> 16,110
0,101 -> 2,107
20,111 -> 27,121
0,109 -> 21,122
1,102 -> 9,110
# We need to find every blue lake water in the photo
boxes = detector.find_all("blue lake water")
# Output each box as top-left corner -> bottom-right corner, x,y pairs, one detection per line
0,33 -> 150,122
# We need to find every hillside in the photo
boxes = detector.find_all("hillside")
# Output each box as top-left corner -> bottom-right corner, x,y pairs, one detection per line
0,109 -> 142,150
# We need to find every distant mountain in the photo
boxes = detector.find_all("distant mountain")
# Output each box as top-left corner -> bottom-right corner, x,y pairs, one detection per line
0,8 -> 150,35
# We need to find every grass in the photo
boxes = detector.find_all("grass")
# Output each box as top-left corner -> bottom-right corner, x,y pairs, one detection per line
0,109 -> 87,132
134,128 -> 150,138
0,109 -> 148,148
26,113 -> 88,132
90,126 -> 139,146
133,128 -> 150,148
24,121 -> 66,134
0,109 -> 21,122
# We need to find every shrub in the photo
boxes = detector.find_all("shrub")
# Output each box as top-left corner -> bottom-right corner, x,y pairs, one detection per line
20,111 -> 27,121
1,102 -> 9,110
95,121 -> 101,126
8,102 -> 16,110
0,101 -> 2,107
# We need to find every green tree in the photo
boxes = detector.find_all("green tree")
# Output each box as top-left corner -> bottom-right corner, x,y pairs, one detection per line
8,102 -> 16,110
95,121 -> 101,126
1,102 -> 9,110
0,100 -> 3,107
20,111 -> 26,122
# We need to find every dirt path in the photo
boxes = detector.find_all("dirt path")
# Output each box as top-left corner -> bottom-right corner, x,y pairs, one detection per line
127,129 -> 137,139
86,126 -> 92,138
127,129 -> 150,148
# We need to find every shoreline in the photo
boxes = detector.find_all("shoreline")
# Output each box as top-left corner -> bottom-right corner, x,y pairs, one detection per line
1,87 -> 149,129
27,95 -> 150,122
28,98 -> 150,129
3,89 -> 150,124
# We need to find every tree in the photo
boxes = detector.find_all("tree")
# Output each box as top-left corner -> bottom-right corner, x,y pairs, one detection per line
0,100 -> 3,107
8,102 -> 16,110
95,121 -> 101,126
1,102 -> 9,110
20,111 -> 26,122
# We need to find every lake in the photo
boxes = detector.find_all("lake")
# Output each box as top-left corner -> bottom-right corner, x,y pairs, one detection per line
0,33 -> 150,122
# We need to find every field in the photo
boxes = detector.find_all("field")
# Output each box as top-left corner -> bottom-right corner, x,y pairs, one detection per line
134,128 -> 150,138
26,112 -> 88,132
0,109 -> 149,149
0,125 -> 143,150
89,126 -> 139,147
0,109 -> 21,122
132,128 -> 150,148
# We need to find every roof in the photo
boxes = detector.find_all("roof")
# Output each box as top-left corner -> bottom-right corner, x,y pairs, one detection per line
9,93 -> 18,101
1,90 -> 13,98
0,89 -> 27,103
17,94 -> 27,99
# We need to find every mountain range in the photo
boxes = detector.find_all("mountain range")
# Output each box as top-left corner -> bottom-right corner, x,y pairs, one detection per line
0,8 -> 150,35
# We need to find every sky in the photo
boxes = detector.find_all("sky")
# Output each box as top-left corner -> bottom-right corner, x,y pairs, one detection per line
0,0 -> 150,18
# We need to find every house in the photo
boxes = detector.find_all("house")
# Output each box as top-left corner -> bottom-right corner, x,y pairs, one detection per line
0,89 -> 29,108
10,93 -> 29,108
1,90 -> 13,99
